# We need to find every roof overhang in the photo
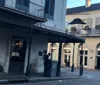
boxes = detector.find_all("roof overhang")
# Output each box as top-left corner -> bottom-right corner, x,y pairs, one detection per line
0,6 -> 85,43
32,26 -> 85,43
0,6 -> 46,22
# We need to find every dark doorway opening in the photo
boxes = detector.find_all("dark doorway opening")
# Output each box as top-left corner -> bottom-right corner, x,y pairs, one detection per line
9,36 -> 27,74
96,57 -> 100,69
64,55 -> 70,67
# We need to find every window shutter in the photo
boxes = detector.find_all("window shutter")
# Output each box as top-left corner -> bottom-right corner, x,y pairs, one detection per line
49,0 -> 55,16
44,0 -> 49,14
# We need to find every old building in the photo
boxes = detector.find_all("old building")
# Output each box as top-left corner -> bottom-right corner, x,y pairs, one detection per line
0,0 -> 85,79
65,3 -> 100,69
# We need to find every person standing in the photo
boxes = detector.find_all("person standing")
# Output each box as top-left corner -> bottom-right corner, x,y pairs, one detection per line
43,50 -> 48,77
47,53 -> 52,77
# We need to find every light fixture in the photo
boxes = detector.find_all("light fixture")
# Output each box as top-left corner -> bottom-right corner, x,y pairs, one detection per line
69,18 -> 86,24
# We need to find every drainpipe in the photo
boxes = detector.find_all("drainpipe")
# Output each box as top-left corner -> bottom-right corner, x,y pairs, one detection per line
26,28 -> 32,78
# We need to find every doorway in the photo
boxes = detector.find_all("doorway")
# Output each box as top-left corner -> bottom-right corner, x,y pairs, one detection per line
64,54 -> 70,67
9,36 -> 27,74
96,44 -> 100,69
97,57 -> 100,69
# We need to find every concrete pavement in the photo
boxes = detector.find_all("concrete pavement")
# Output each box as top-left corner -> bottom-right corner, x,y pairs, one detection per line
61,67 -> 100,80
5,78 -> 100,85
1,67 -> 100,84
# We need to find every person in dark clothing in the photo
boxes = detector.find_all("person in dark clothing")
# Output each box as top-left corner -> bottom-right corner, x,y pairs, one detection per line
47,53 -> 52,77
43,50 -> 49,77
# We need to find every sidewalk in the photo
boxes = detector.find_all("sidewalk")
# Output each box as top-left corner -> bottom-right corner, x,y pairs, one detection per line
29,71 -> 80,82
0,70 -> 81,84
62,67 -> 100,80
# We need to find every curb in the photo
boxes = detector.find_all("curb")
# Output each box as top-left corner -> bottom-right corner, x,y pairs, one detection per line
28,77 -> 80,83
0,77 -> 80,84
0,79 -> 9,84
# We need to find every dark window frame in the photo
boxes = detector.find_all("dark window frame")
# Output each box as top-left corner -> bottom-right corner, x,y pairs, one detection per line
0,0 -> 5,5
85,51 -> 88,55
44,0 -> 55,19
16,0 -> 29,12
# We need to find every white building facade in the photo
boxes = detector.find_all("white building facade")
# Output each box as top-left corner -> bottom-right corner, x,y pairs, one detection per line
0,0 -> 67,76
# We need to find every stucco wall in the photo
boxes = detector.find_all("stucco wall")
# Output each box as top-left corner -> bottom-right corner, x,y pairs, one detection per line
6,0 -> 67,32
0,27 -> 30,73
0,28 -> 8,72
66,10 -> 100,33
72,37 -> 100,69
0,27 -> 48,73
44,0 -> 66,31
30,34 -> 48,73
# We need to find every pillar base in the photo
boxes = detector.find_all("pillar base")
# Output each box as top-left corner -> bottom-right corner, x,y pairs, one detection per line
79,65 -> 83,76
71,64 -> 74,72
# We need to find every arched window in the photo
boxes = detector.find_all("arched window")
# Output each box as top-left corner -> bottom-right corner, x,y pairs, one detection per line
96,43 -> 100,69
96,43 -> 100,56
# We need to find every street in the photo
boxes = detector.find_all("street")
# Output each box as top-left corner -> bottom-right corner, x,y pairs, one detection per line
4,78 -> 100,85
1,67 -> 100,85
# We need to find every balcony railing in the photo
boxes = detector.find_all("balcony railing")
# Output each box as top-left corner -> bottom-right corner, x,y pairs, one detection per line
3,1 -> 44,18
66,29 -> 100,36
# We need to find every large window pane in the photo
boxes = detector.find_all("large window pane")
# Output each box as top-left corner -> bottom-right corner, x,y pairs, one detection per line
0,0 -> 5,5
16,0 -> 29,12
23,0 -> 29,7
44,0 -> 49,14
44,0 -> 55,19
16,0 -> 23,5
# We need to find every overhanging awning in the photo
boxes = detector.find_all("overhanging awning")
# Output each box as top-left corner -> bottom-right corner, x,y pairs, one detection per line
0,6 -> 85,43
32,25 -> 85,43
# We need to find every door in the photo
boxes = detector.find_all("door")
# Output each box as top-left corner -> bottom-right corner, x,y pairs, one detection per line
9,36 -> 27,74
64,54 -> 70,67
97,57 -> 100,69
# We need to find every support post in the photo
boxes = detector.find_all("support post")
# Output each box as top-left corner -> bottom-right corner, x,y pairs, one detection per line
71,43 -> 75,72
26,28 -> 32,78
56,37 -> 62,77
79,43 -> 84,76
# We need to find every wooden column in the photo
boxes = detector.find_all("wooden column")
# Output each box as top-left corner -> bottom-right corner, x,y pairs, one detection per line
26,28 -> 32,78
56,37 -> 62,77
